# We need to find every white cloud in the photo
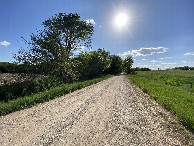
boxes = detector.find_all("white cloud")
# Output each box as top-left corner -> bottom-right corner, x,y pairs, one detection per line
85,19 -> 95,25
184,52 -> 194,55
142,59 -> 146,61
99,25 -> 102,28
161,63 -> 177,65
0,41 -> 10,46
138,64 -> 161,68
118,47 -> 167,58
161,57 -> 173,59
181,61 -> 194,64
151,60 -> 158,63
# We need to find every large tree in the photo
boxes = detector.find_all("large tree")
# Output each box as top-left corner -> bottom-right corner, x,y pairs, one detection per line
14,13 -> 94,80
74,48 -> 111,79
108,55 -> 123,74
122,56 -> 134,74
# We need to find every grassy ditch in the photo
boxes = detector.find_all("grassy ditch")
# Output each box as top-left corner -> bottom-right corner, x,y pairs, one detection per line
0,75 -> 113,116
126,74 -> 194,131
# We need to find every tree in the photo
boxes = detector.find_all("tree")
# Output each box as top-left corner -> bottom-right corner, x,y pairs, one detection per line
14,13 -> 94,80
133,67 -> 151,71
108,55 -> 123,74
122,56 -> 134,74
90,49 -> 111,77
74,48 -> 111,79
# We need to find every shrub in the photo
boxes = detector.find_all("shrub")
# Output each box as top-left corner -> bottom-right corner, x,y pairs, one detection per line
0,77 -> 64,102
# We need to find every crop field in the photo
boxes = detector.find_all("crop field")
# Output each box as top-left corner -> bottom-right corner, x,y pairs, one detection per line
126,70 -> 194,131
137,70 -> 194,94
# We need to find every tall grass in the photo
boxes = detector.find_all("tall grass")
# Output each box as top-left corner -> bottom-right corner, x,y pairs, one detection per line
126,74 -> 194,131
0,75 -> 113,116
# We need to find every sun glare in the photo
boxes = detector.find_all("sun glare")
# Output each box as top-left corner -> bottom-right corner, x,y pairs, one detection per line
115,13 -> 128,28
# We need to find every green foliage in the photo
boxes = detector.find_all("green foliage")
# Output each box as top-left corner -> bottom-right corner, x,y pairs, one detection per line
0,77 -> 64,102
133,67 -> 151,71
122,56 -> 134,74
14,13 -> 94,80
174,66 -> 194,70
108,55 -> 123,74
126,71 -> 194,130
0,62 -> 11,73
0,75 -> 113,116
74,48 -> 111,79
0,62 -> 64,75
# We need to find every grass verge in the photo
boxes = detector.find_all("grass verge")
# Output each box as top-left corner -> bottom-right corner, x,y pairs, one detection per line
0,75 -> 113,116
126,74 -> 194,131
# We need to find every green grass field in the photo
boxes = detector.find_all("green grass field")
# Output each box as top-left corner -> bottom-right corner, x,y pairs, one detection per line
126,70 -> 194,131
137,70 -> 194,94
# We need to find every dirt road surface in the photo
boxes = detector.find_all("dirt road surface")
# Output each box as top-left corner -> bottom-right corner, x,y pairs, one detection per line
0,75 -> 193,145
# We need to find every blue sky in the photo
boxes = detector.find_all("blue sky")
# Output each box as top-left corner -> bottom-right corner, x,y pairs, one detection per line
0,0 -> 194,69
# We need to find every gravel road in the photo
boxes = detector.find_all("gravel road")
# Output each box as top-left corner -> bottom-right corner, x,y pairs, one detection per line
0,75 -> 193,145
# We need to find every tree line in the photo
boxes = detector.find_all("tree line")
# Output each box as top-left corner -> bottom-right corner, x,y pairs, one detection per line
173,66 -> 194,70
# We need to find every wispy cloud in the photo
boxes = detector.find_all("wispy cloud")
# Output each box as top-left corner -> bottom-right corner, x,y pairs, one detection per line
118,47 -> 167,58
99,25 -> 102,28
161,63 -> 177,65
160,57 -> 173,59
142,59 -> 146,61
0,41 -> 10,46
85,19 -> 95,25
151,60 -> 158,63
142,64 -> 161,67
184,52 -> 194,55
181,61 -> 194,64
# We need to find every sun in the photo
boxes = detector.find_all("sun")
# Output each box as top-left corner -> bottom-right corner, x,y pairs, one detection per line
115,13 -> 128,28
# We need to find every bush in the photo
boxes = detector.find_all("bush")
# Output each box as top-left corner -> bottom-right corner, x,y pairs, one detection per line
0,77 -> 64,102
0,62 -> 42,74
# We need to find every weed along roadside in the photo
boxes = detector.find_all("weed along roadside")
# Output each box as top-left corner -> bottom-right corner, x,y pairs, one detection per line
0,75 -> 113,116
125,73 -> 194,131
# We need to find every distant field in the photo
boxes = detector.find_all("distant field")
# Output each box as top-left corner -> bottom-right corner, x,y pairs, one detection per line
149,70 -> 194,77
137,70 -> 194,94
126,70 -> 194,131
